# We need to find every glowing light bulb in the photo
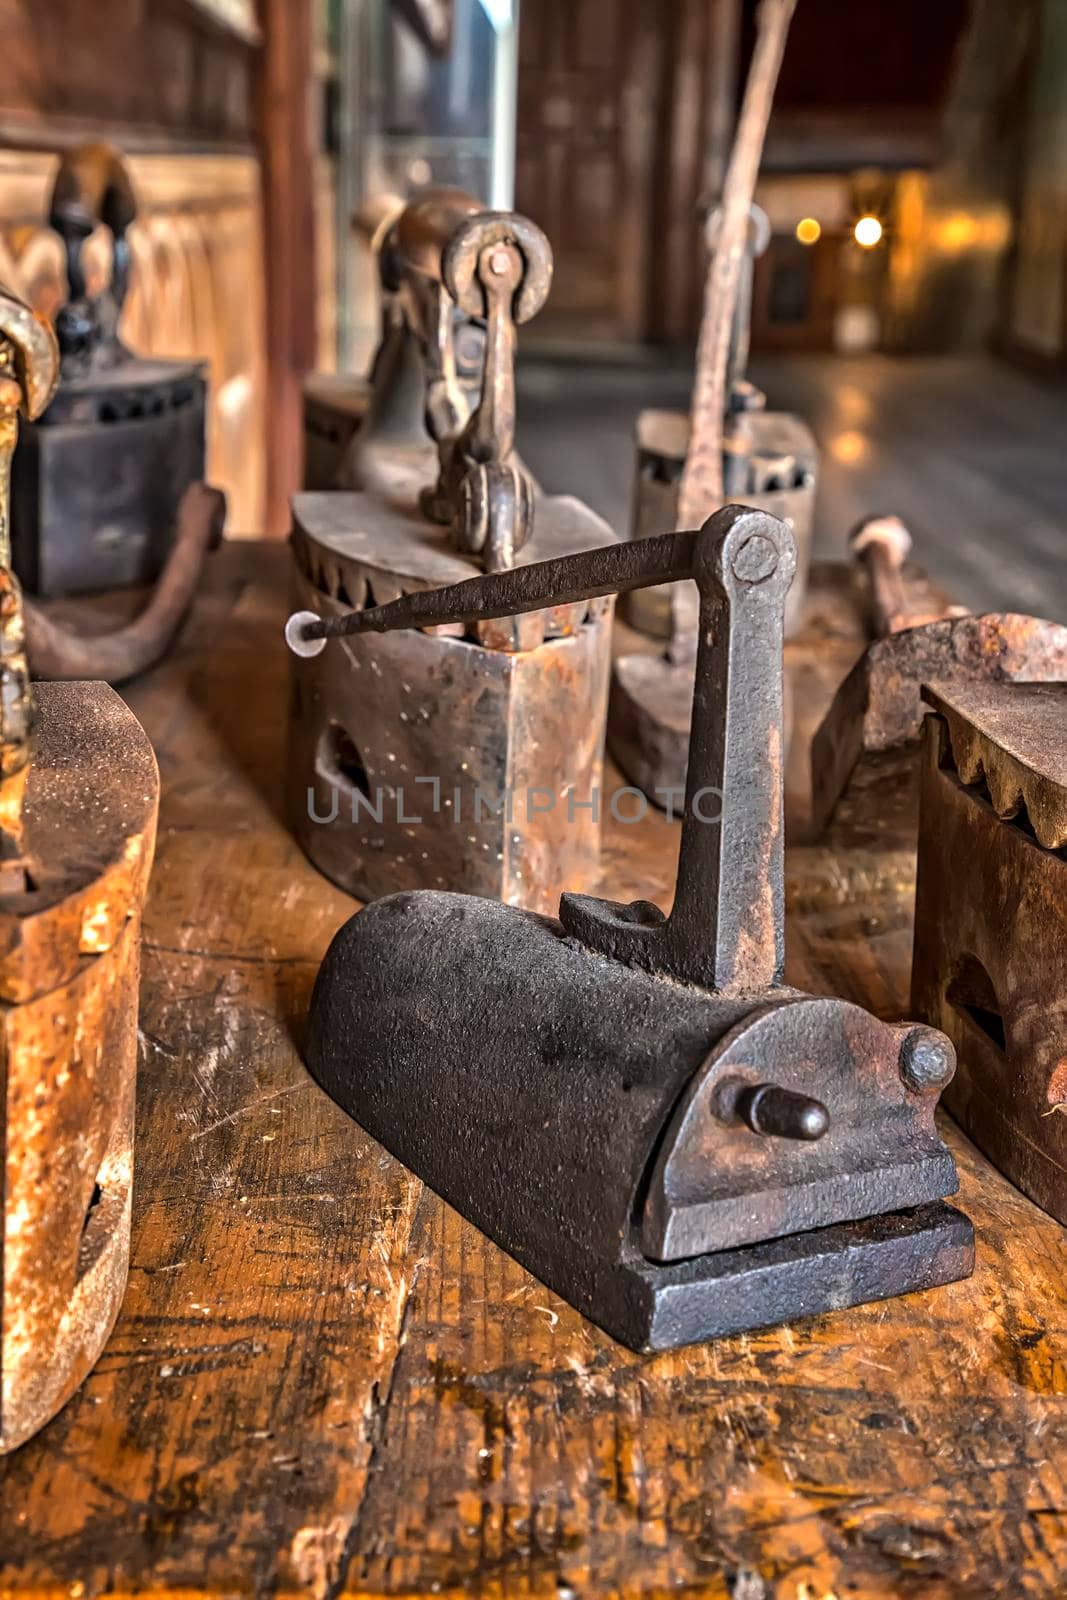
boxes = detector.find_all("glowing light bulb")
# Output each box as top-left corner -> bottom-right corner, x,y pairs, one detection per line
795,217 -> 821,246
854,216 -> 883,249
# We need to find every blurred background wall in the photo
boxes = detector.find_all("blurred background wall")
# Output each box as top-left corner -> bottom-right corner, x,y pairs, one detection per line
0,1 -> 271,529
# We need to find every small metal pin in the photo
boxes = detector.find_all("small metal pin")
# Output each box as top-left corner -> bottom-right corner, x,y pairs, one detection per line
735,1082 -> 830,1141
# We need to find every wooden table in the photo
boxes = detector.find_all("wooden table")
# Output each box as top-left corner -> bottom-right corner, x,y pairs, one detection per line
2,545 -> 1064,1598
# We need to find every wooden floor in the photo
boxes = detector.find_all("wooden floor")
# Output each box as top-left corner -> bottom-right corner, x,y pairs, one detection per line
1,544 -> 1065,1598
518,352 -> 1067,622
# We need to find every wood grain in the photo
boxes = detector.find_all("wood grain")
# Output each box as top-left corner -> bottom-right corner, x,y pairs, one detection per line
0,543 -> 1064,1598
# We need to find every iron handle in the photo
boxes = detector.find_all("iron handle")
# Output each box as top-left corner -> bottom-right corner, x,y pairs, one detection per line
49,143 -> 138,368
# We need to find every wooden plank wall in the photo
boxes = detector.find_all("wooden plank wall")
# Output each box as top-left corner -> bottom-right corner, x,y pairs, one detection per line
0,0 -> 277,534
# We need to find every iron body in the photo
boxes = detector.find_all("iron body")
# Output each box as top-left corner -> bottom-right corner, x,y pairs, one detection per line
289,492 -> 613,913
12,361 -> 206,596
11,144 -> 207,597
296,505 -> 973,1351
912,681 -> 1067,1225
623,405 -> 818,640
289,195 -> 615,913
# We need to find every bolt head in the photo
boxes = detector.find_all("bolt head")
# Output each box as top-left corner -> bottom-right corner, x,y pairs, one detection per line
899,1027 -> 956,1093
731,533 -> 778,584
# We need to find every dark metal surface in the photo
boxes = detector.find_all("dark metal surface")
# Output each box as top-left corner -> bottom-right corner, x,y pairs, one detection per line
912,683 -> 1067,1224
302,504 -> 972,1350
561,507 -> 793,992
11,145 -> 206,598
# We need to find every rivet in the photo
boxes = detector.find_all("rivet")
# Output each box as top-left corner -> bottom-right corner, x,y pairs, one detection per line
899,1027 -> 955,1092
731,533 -> 778,584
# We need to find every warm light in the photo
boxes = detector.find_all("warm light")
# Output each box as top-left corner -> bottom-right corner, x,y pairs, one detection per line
854,215 -> 883,249
830,430 -> 868,465
795,217 -> 821,246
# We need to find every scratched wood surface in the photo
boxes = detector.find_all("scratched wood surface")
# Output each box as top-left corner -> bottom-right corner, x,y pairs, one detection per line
1,543 -> 1064,1599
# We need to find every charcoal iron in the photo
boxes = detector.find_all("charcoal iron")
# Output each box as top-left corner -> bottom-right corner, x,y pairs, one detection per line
912,680 -> 1067,1225
289,198 -> 615,915
11,143 -> 207,597
807,610 -> 1067,913
0,285 -> 159,1450
288,504 -> 974,1351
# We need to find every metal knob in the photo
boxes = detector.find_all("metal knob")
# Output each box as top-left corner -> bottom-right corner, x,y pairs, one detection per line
735,1082 -> 830,1141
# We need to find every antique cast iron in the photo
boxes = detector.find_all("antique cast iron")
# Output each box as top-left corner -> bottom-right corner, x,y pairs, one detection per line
290,505 -> 973,1351
808,611 -> 1067,909
912,681 -> 1067,1225
11,144 -> 206,597
289,197 -> 614,914
0,285 -> 160,1451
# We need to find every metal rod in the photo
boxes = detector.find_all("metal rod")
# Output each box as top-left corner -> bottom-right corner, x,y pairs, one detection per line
286,527 -> 701,657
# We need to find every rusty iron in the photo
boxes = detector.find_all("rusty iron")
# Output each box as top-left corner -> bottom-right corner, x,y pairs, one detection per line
850,514 -> 914,637
622,401 -> 818,641
294,505 -> 973,1351
11,144 -> 207,597
0,283 -> 160,1452
303,194 -> 407,490
809,612 -> 1067,890
289,200 -> 610,915
0,680 -> 158,1454
912,681 -> 1067,1224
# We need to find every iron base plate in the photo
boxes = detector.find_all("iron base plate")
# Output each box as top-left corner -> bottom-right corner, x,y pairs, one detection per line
559,1202 -> 974,1352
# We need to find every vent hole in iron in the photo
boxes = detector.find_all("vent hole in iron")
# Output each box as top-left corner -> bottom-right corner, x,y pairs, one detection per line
320,722 -> 371,800
82,1182 -> 103,1234
946,954 -> 1006,1052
